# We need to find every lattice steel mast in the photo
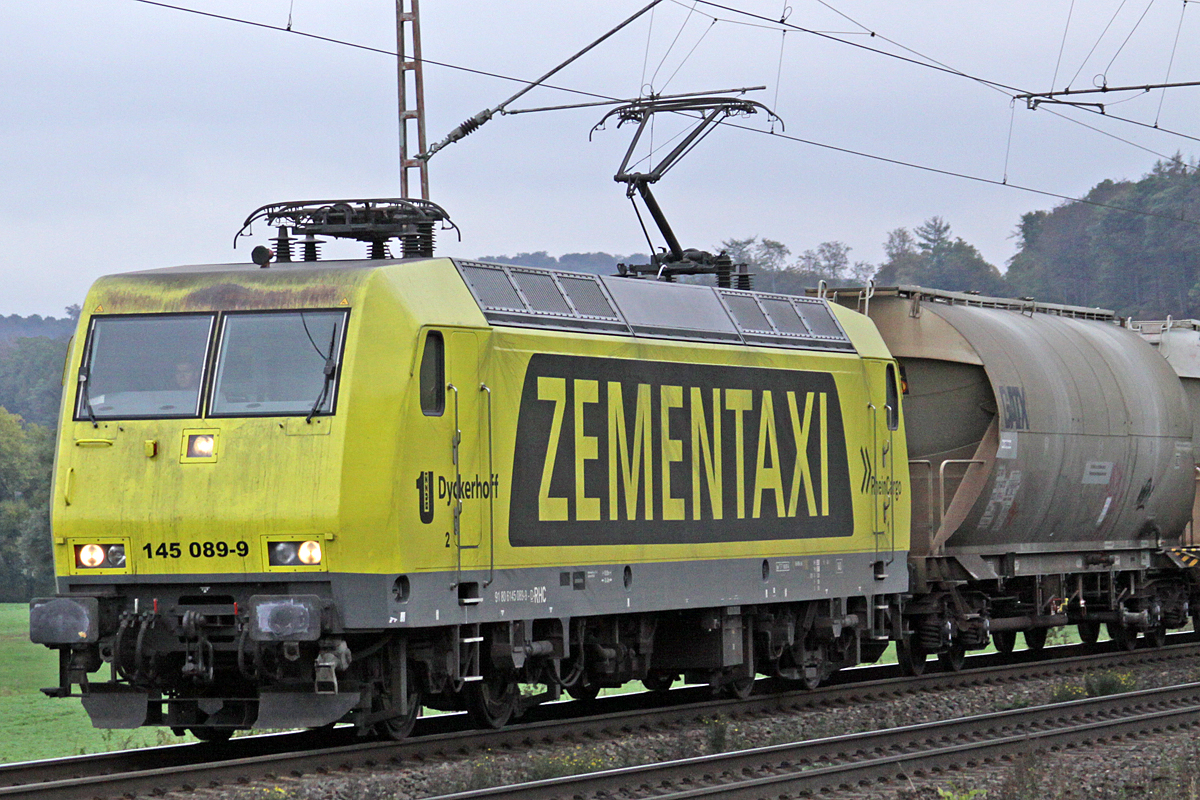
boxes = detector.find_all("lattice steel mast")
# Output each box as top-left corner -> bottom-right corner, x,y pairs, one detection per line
396,0 -> 429,199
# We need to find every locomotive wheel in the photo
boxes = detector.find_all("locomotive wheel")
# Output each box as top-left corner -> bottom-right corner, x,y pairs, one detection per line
377,681 -> 422,741
642,671 -> 676,693
992,630 -> 1016,654
189,727 -> 233,743
937,644 -> 966,672
1145,625 -> 1167,648
1106,621 -> 1138,651
897,639 -> 927,676
1077,620 -> 1101,645
1023,628 -> 1048,652
465,673 -> 519,729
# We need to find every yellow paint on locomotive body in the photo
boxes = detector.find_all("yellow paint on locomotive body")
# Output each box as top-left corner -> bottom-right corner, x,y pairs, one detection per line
51,258 -> 909,583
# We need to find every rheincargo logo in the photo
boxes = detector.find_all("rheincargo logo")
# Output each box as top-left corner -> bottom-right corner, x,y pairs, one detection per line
509,354 -> 854,546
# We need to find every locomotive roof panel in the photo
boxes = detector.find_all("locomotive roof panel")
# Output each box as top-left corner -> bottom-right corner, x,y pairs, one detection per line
453,260 -> 859,353
86,260 -> 384,314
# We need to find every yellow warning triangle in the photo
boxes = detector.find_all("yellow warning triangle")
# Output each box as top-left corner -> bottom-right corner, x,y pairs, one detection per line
95,305 -> 104,313
339,297 -> 349,306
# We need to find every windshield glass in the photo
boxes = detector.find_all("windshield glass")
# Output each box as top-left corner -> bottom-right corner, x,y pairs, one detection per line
210,311 -> 348,417
77,315 -> 214,420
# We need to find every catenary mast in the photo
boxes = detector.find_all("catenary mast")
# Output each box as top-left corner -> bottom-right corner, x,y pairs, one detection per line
396,0 -> 429,199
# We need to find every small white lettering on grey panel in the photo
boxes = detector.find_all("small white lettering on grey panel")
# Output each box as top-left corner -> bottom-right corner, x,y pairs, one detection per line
1083,461 -> 1113,485
997,432 -> 1018,459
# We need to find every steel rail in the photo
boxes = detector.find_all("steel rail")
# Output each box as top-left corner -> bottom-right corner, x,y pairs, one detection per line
4,637 -> 1199,799
431,682 -> 1200,800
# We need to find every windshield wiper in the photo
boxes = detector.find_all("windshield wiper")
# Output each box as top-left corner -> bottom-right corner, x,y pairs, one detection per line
306,324 -> 339,423
78,367 -> 98,428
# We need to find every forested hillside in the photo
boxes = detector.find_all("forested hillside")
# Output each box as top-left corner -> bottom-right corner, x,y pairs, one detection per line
1006,158 -> 1200,318
0,310 -> 75,345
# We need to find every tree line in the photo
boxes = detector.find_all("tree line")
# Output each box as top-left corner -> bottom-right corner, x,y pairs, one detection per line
0,313 -> 73,601
0,158 -> 1195,600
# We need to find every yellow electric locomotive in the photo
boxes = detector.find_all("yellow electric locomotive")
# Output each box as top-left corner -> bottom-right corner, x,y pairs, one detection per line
30,199 -> 908,739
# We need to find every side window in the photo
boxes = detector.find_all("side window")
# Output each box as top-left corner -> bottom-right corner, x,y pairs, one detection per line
885,363 -> 900,431
419,331 -> 445,416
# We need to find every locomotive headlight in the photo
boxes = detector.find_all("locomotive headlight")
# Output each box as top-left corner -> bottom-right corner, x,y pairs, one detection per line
297,540 -> 322,565
267,540 -> 325,567
106,544 -> 126,568
187,434 -> 215,458
78,544 -> 106,568
269,542 -> 299,566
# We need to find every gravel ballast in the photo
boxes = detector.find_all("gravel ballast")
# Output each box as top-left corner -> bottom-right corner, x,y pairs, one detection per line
170,650 -> 1200,800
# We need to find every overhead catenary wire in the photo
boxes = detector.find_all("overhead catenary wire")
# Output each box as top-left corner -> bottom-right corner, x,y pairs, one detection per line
675,0 -> 1026,95
658,17 -> 719,94
1156,0 -> 1190,126
134,0 -> 1200,157
127,0 -> 623,104
1065,0 -> 1132,89
420,0 -> 667,161
1102,0 -> 1158,81
671,1 -> 1199,163
648,1 -> 700,91
125,0 -> 1198,229
1051,0 -> 1077,91
1041,105 -> 1187,163
720,119 -> 1200,228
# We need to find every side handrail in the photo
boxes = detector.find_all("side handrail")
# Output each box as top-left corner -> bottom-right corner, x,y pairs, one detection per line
867,402 -> 878,559
883,403 -> 895,566
908,460 -> 934,533
938,459 -> 985,524
448,383 -> 462,589
481,383 -> 495,587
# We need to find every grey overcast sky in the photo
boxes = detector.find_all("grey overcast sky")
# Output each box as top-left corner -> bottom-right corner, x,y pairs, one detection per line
3,1 -> 1198,315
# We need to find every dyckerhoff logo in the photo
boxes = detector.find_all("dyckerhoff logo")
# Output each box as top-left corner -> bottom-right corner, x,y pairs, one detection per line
416,470 -> 501,524
416,471 -> 435,524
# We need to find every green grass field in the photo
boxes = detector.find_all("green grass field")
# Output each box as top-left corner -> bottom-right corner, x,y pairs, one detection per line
0,603 -> 190,763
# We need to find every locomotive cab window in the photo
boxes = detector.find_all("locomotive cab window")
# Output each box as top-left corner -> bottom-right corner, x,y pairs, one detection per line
419,331 -> 445,416
210,310 -> 348,417
885,362 -> 900,431
75,314 -> 215,420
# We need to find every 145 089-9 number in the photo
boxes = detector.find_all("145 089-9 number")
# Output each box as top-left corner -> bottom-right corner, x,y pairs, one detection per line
141,541 -> 249,559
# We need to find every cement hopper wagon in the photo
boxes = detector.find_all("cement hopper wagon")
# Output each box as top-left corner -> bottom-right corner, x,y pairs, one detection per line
1134,318 -> 1200,544
827,286 -> 1195,670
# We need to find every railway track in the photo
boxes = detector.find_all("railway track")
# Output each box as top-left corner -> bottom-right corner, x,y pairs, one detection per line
439,680 -> 1200,800
4,637 -> 1198,800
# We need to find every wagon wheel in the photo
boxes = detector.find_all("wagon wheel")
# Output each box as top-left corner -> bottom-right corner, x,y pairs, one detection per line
1106,621 -> 1138,651
1145,624 -> 1167,649
642,671 -> 677,693
722,673 -> 756,700
189,727 -> 233,743
565,677 -> 601,701
1077,620 -> 1101,645
465,673 -> 519,729
937,643 -> 966,672
1023,628 -> 1048,652
897,638 -> 927,677
992,630 -> 1016,654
